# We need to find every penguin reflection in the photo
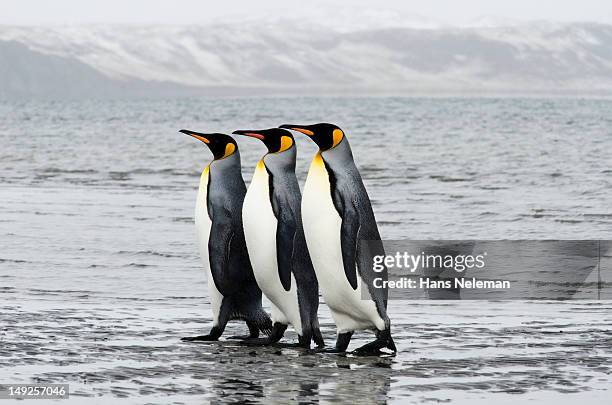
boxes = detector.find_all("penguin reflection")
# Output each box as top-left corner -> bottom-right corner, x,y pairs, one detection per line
322,363 -> 391,404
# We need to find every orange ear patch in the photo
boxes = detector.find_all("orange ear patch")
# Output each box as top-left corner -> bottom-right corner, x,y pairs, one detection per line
221,143 -> 236,159
277,136 -> 293,153
332,129 -> 344,148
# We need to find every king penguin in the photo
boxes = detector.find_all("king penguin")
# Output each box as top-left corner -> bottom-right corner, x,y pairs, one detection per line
279,123 -> 396,355
179,129 -> 272,342
232,128 -> 324,349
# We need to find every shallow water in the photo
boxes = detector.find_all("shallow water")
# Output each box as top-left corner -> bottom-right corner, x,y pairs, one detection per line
1,97 -> 611,403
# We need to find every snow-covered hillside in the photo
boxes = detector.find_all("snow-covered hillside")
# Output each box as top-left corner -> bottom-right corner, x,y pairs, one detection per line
2,21 -> 612,98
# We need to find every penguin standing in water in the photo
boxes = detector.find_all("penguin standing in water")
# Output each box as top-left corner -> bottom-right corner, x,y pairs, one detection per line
232,128 -> 324,349
179,130 -> 272,342
279,123 -> 396,355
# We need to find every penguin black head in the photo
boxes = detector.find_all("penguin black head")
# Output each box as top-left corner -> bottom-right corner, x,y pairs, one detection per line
179,129 -> 237,160
233,128 -> 294,154
279,123 -> 344,151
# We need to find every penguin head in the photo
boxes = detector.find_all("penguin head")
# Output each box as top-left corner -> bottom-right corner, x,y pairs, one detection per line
179,129 -> 237,160
279,123 -> 344,151
232,128 -> 294,154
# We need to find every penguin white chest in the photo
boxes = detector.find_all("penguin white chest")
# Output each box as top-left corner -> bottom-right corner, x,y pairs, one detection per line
242,160 -> 301,334
194,166 -> 224,326
302,153 -> 384,333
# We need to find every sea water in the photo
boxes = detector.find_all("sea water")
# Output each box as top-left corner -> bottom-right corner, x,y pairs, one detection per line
1,97 -> 611,404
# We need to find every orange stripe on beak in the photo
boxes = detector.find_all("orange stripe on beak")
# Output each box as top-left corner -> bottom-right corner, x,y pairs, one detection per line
180,129 -> 211,144
290,127 -> 314,136
243,132 -> 265,140
191,134 -> 210,144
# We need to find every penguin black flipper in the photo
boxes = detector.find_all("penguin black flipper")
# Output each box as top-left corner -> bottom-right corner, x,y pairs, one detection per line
328,165 -> 388,312
356,220 -> 389,312
207,207 -> 235,295
338,198 -> 360,290
275,215 -> 295,292
326,161 -> 359,291
268,170 -> 295,292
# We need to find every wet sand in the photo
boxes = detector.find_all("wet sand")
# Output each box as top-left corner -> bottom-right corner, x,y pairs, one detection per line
2,297 -> 611,404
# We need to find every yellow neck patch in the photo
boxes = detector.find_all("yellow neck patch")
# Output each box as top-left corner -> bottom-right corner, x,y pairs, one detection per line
276,136 -> 293,153
331,129 -> 344,148
313,151 -> 324,167
200,165 -> 210,185
219,143 -> 235,159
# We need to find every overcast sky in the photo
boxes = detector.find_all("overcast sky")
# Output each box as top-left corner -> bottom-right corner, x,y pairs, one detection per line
3,0 -> 611,26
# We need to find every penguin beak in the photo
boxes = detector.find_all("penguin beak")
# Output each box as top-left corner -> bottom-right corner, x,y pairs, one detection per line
179,129 -> 210,144
232,130 -> 265,140
279,124 -> 314,136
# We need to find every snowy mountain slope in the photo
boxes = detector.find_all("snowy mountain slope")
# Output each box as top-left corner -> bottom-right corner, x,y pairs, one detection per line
0,40 -> 205,99
1,21 -> 612,98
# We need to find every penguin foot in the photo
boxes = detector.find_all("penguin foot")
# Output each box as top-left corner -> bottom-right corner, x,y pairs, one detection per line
181,335 -> 219,342
238,322 -> 286,346
351,347 -> 396,357
316,331 -> 352,354
227,334 -> 256,340
274,342 -> 309,349
352,330 -> 397,356
315,347 -> 346,354
351,345 -> 384,356
181,326 -> 223,342
313,328 -> 325,349
237,337 -> 275,346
